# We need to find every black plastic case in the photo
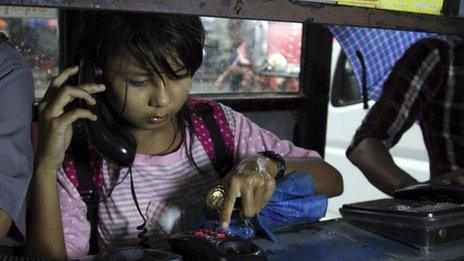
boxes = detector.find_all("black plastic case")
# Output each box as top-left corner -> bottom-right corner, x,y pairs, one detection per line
340,198 -> 464,252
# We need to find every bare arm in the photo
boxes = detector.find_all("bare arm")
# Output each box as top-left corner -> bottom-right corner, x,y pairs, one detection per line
220,154 -> 343,228
26,165 -> 66,259
285,157 -> 343,197
347,137 -> 418,197
215,65 -> 253,87
0,209 -> 12,241
26,67 -> 104,259
225,64 -> 251,76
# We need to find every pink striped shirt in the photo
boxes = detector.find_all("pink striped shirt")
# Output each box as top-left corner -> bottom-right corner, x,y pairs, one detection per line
57,104 -> 320,258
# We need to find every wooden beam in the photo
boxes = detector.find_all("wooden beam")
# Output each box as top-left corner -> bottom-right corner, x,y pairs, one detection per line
0,1 -> 464,36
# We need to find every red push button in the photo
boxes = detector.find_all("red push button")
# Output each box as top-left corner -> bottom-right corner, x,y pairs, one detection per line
195,231 -> 205,237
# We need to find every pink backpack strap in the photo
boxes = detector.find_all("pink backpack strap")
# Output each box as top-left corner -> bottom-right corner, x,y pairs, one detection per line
187,98 -> 234,176
62,147 -> 104,194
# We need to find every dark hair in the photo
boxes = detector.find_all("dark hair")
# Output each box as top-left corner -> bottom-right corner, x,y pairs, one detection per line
69,11 -> 206,188
78,11 -> 205,79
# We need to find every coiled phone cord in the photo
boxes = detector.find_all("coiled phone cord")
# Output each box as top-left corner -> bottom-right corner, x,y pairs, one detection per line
97,166 -> 149,248
129,168 -> 150,248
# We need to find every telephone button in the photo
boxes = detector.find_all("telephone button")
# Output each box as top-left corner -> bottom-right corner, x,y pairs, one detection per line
194,231 -> 206,237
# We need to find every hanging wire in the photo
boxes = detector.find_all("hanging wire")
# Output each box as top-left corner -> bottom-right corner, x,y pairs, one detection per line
129,168 -> 150,248
356,50 -> 369,110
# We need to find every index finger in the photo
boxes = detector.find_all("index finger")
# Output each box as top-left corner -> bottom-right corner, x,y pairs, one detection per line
41,66 -> 81,110
51,66 -> 79,88
220,181 -> 240,229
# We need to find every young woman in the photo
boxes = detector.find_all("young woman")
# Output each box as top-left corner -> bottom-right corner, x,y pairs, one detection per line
27,11 -> 342,259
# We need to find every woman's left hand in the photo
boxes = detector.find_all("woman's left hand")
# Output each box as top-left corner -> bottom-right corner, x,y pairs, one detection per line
220,155 -> 277,229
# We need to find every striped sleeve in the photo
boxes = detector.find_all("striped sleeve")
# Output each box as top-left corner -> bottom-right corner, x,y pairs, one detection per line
57,168 -> 91,258
220,104 -> 320,163
347,39 -> 446,154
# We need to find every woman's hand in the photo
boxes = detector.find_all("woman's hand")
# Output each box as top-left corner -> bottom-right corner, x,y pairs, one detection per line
220,155 -> 277,229
35,66 -> 105,172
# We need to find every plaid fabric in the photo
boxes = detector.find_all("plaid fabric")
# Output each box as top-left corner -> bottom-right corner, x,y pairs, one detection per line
329,26 -> 446,100
347,38 -> 464,177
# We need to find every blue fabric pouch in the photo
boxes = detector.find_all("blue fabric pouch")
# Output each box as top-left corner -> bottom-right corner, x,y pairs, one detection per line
196,171 -> 328,241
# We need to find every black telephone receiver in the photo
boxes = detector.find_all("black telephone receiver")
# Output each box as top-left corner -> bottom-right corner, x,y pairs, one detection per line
78,58 -> 135,167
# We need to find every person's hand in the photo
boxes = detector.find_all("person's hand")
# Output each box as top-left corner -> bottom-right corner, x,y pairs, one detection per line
243,68 -> 254,83
429,169 -> 464,186
220,155 -> 277,229
214,74 -> 226,89
36,66 -> 105,172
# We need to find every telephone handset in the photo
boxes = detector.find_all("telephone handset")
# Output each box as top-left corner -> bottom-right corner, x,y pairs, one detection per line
78,58 -> 135,167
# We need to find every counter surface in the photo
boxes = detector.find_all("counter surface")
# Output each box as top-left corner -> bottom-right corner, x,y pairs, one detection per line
252,219 -> 464,260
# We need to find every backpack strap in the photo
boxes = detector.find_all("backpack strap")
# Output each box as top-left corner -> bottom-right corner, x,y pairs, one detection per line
62,141 -> 103,255
33,120 -> 101,254
187,99 -> 234,178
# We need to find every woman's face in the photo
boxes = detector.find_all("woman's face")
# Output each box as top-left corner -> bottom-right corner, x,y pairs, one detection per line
103,51 -> 193,131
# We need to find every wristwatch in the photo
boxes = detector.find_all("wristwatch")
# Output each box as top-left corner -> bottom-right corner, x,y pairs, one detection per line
258,151 -> 286,180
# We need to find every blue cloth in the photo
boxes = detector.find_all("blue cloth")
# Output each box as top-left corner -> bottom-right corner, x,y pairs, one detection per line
196,171 -> 328,242
328,26 -> 446,100
253,171 -> 327,242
